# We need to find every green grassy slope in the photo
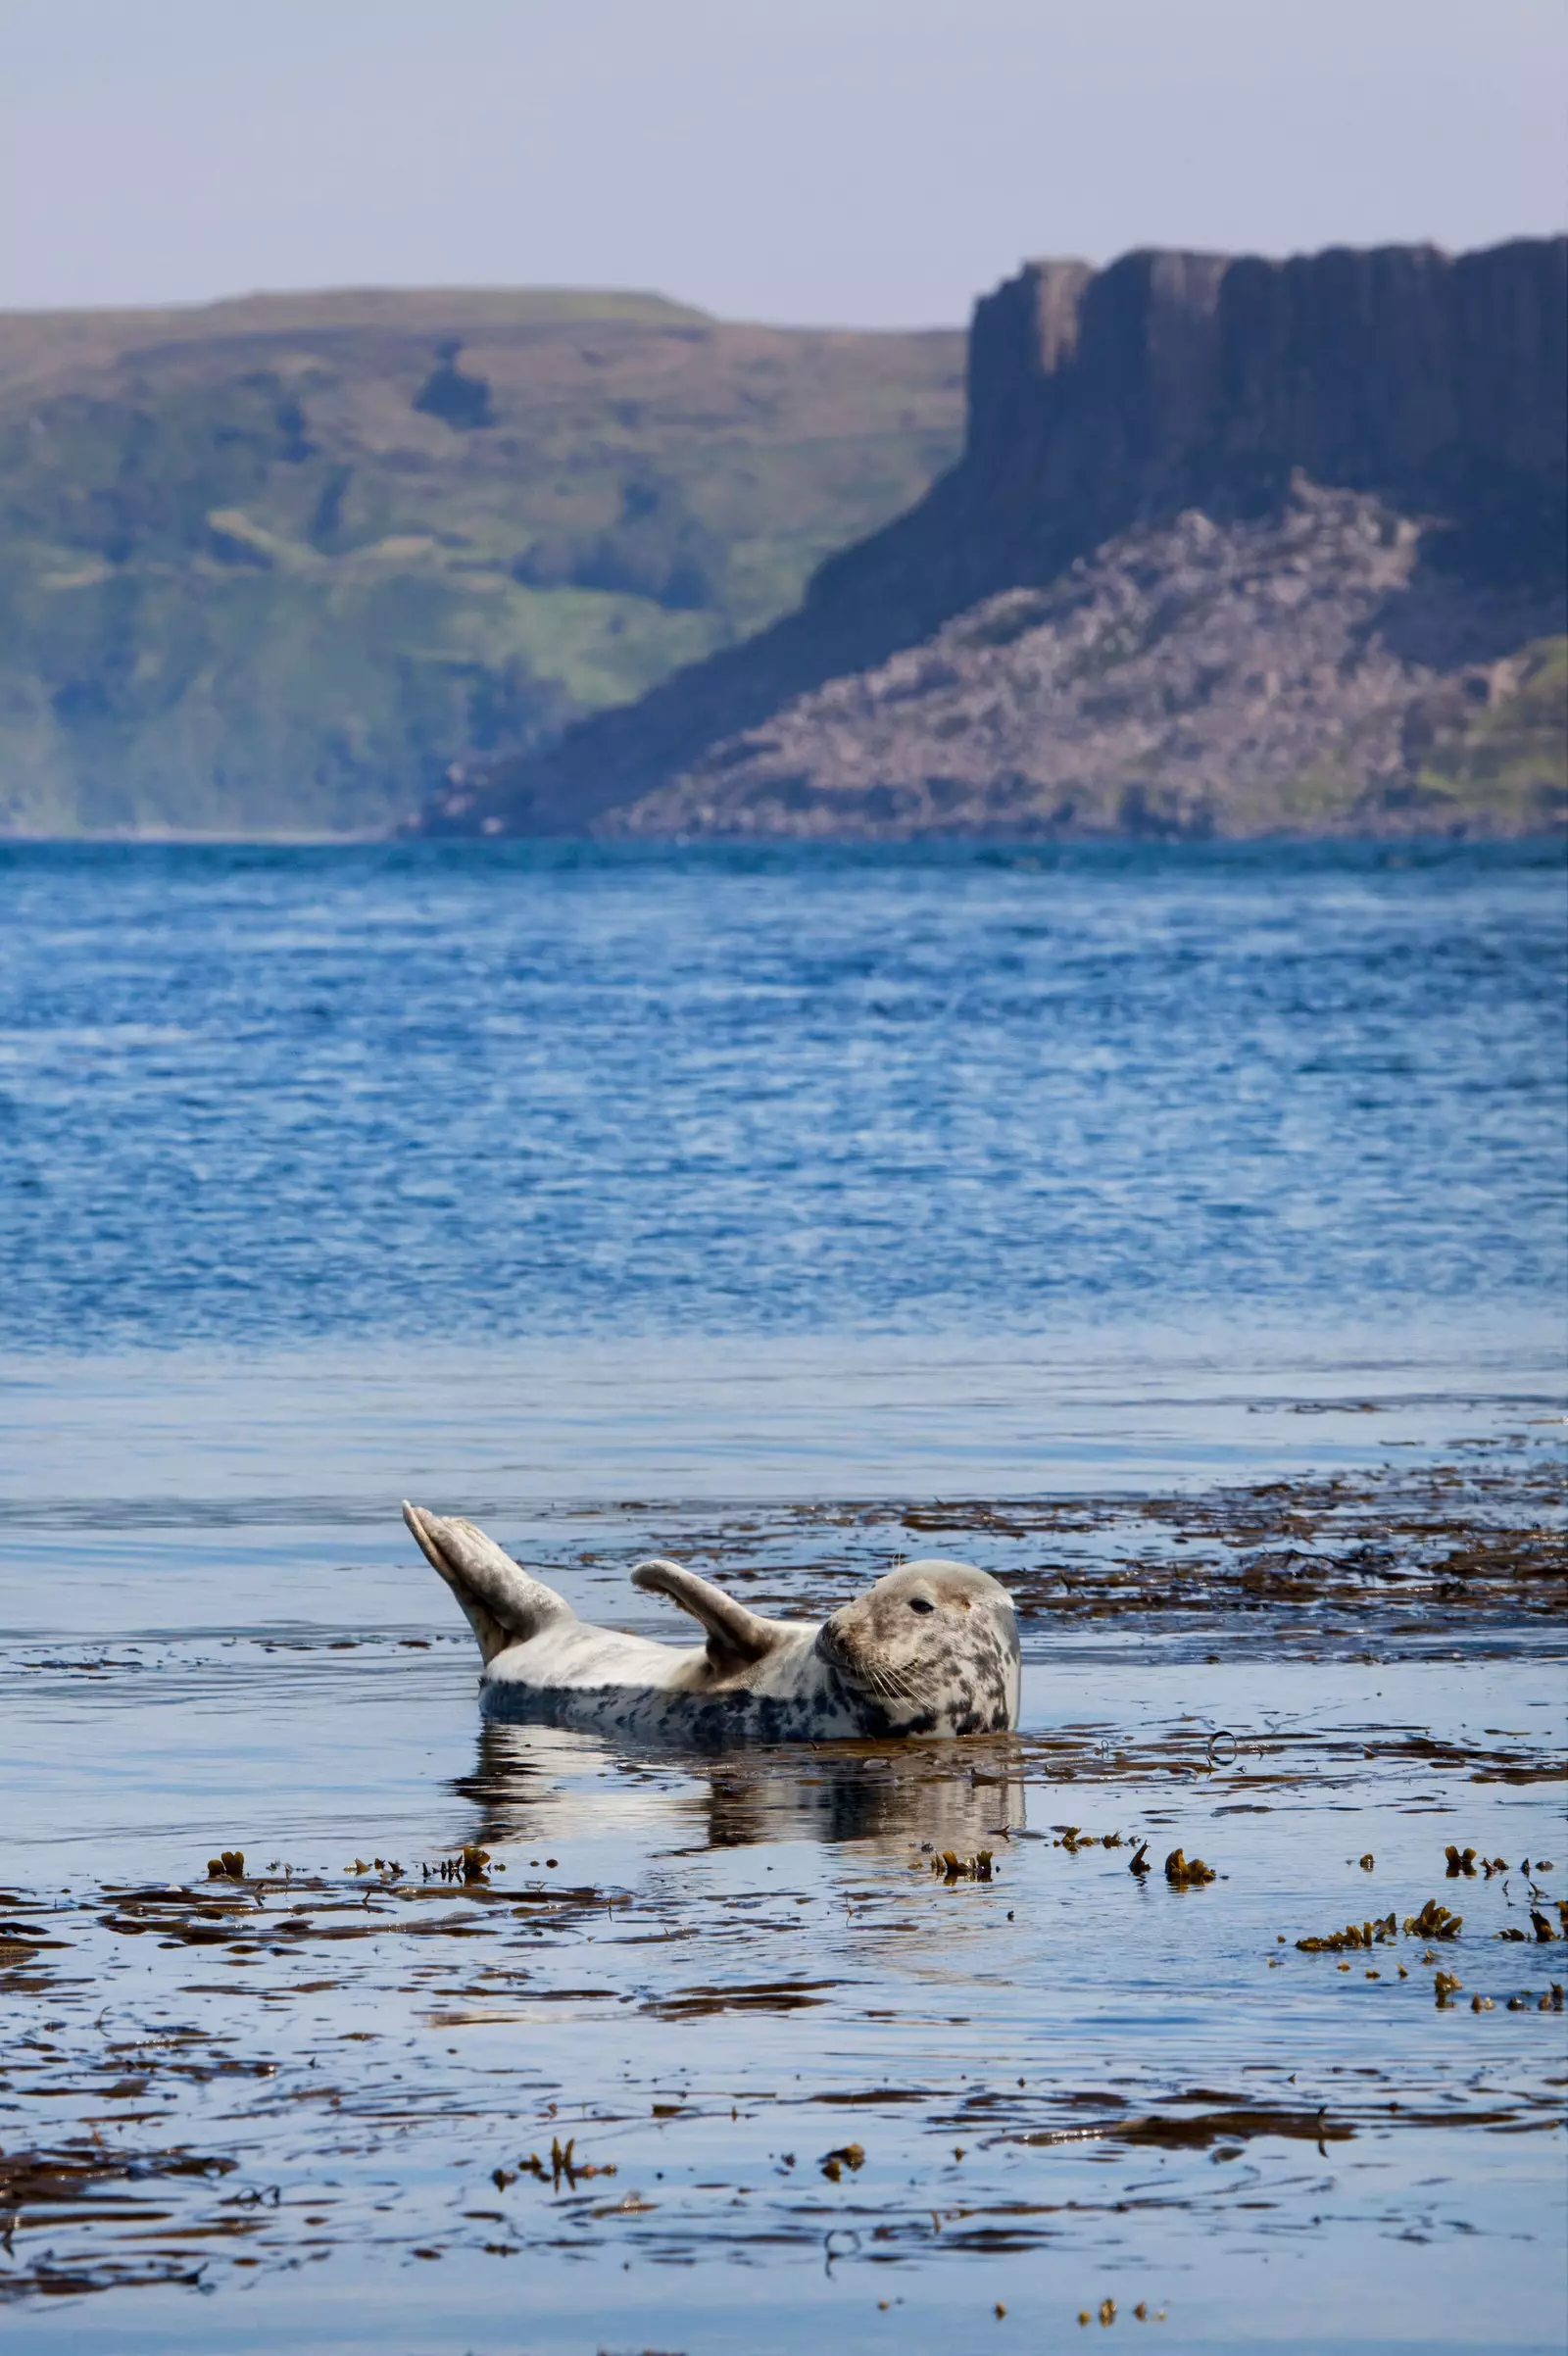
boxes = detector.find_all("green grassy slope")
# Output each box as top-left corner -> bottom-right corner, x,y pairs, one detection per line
1279,637 -> 1568,835
1410,638 -> 1568,826
0,290 -> 963,833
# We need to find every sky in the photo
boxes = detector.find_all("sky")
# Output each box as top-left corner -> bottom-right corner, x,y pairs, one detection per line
0,0 -> 1563,325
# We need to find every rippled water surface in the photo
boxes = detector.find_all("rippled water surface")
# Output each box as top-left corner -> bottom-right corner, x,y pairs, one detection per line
1,842 -> 1564,2351
2,840 -> 1563,1346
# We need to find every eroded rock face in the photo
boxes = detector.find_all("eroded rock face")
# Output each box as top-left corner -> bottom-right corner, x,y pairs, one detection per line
422,236 -> 1567,840
959,240 -> 1566,582
602,485 -> 1565,840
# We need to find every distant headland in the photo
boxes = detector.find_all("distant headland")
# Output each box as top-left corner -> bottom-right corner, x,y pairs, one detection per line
3,244 -> 1562,842
421,238 -> 1567,842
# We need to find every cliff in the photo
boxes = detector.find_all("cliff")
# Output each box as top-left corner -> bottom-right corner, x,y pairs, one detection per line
421,236 -> 1567,839
956,238 -> 1565,585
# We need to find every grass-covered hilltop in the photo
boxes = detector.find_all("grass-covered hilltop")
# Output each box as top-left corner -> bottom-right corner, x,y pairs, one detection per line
0,289 -> 963,834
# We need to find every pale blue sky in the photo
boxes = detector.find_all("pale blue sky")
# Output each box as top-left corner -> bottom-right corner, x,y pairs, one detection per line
1,0 -> 1563,323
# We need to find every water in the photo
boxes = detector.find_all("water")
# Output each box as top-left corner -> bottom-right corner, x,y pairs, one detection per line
1,840 -> 1564,2350
2,840 -> 1563,1350
3,1633 -> 1565,2355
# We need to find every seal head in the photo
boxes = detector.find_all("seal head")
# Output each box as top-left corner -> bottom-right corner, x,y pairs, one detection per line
814,1558 -> 1020,1737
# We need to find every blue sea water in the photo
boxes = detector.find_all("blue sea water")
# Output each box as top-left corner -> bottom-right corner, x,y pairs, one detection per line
2,838 -> 1563,1357
2,840 -> 1565,2353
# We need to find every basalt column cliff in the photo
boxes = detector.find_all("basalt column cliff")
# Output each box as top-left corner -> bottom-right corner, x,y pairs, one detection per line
418,238 -> 1567,840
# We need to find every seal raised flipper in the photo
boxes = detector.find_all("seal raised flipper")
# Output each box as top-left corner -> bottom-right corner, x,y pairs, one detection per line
404,1502 -> 574,1663
631,1558 -> 793,1675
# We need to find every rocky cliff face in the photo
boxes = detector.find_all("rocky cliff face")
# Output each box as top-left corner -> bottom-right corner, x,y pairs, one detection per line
605,484 -> 1565,841
953,238 -> 1565,587
420,236 -> 1567,839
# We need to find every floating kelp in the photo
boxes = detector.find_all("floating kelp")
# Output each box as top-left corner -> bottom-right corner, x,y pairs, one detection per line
928,1848 -> 995,1882
1297,1912 -> 1397,1954
1404,1898 -> 1463,1939
1164,1849 -> 1217,1888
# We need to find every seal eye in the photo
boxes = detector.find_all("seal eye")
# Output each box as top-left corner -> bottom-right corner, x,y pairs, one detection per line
907,1596 -> 935,1615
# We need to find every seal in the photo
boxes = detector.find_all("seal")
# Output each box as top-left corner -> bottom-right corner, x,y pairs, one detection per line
403,1502 -> 1020,1744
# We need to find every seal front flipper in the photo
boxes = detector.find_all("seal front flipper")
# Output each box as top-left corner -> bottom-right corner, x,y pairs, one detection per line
632,1558 -> 790,1675
403,1503 -> 573,1663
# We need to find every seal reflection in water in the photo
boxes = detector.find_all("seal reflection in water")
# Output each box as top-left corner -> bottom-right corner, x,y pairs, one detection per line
460,1722 -> 1031,1854
404,1503 -> 1020,1743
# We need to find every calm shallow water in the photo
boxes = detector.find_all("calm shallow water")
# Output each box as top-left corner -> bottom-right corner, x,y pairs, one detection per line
3,1611 -> 1565,2355
1,842 -> 1564,2349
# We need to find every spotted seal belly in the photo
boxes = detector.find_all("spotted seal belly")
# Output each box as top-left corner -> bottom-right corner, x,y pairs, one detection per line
402,1503 -> 1020,1744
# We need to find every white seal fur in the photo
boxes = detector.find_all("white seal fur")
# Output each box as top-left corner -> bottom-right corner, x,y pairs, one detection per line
403,1503 -> 1020,1743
